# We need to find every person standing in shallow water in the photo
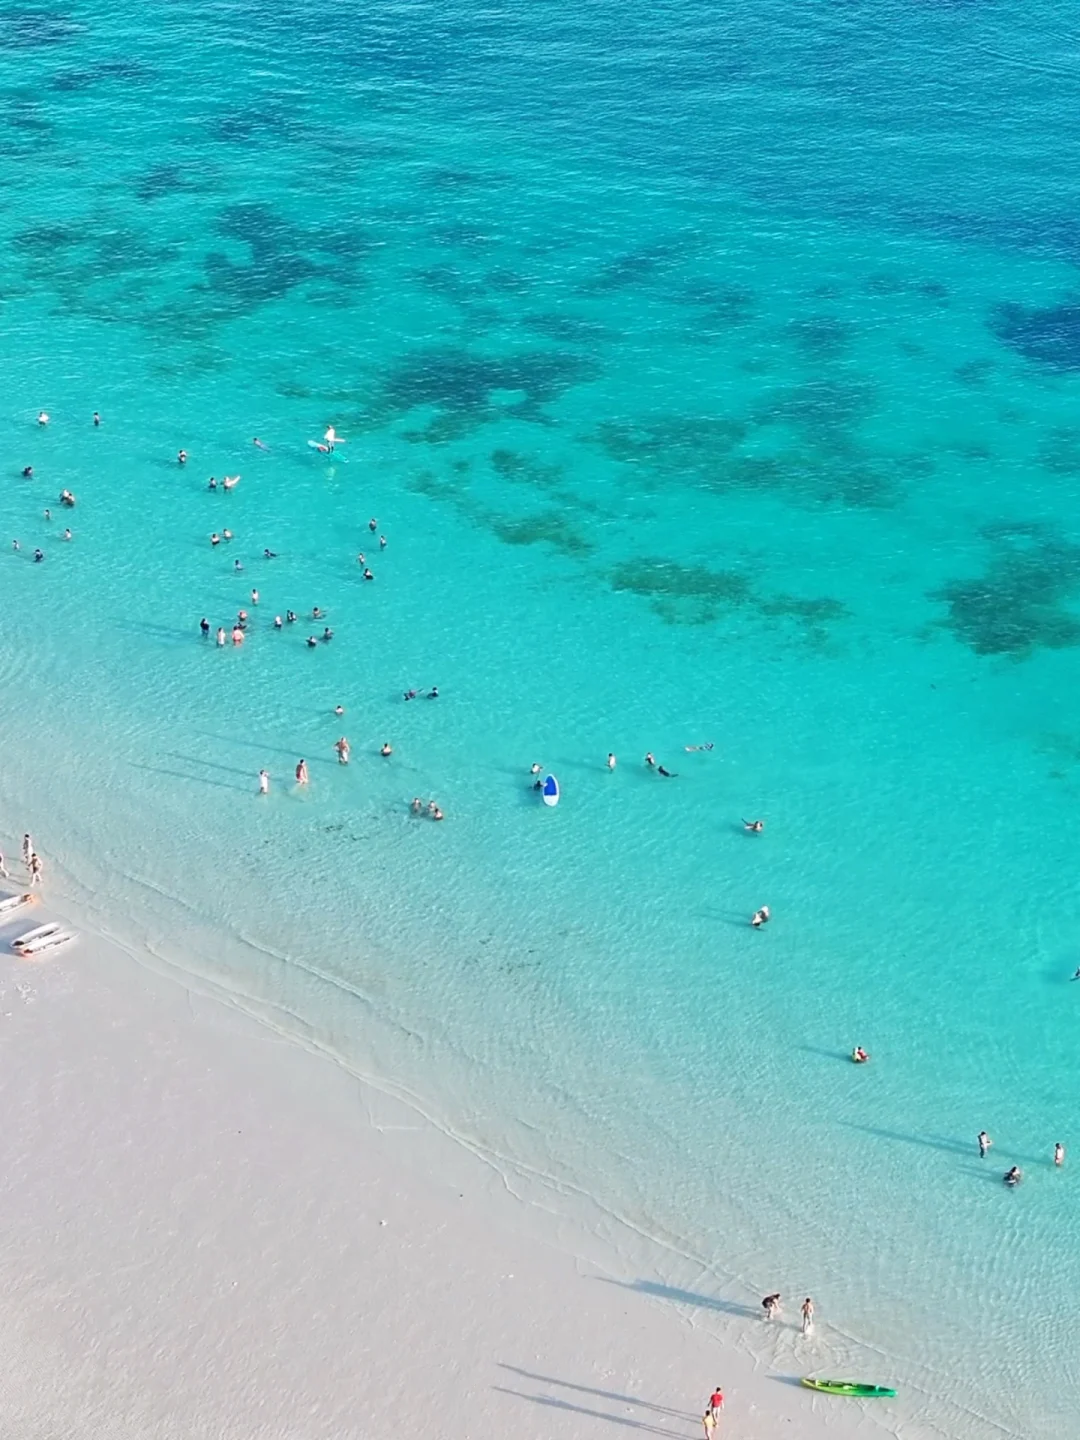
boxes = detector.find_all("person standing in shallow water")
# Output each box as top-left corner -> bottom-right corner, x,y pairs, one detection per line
1054,1142 -> 1065,1167
801,1296 -> 814,1334
258,770 -> 269,795
978,1131 -> 991,1159
295,759 -> 309,786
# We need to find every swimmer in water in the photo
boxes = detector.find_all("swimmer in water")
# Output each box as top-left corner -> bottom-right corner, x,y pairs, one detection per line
263,548 -> 277,559
852,1046 -> 869,1064
530,763 -> 541,776
403,689 -> 417,701
37,412 -> 48,426
684,743 -> 715,752
334,704 -> 344,716
258,769 -> 269,795
216,627 -> 226,646
43,509 -> 50,521
357,553 -> 365,566
645,752 -> 656,768
607,753 -> 616,770
93,412 -> 100,427
222,529 -> 233,541
211,533 -> 221,547
295,759 -> 309,786
208,477 -> 218,490
60,490 -> 75,507
200,617 -> 210,636
380,742 -> 392,757
306,636 -> 318,648
251,588 -> 259,605
253,437 -> 269,451
363,568 -> 374,581
1055,1142 -> 1065,1166
743,819 -> 764,832
286,610 -> 297,624
234,559 -> 243,572
369,517 -> 377,532
22,466 -> 32,478
657,765 -> 677,777
178,449 -> 188,464
380,535 -> 387,549
1003,1166 -> 1022,1187
335,737 -> 350,765
273,615 -> 283,629
410,797 -> 423,815
237,610 -> 248,628
427,686 -> 438,699
312,606 -> 324,619
11,540 -> 18,551
750,906 -> 770,928
222,475 -> 239,490
33,548 -> 44,563
323,627 -> 333,642
432,806 -> 444,821
231,626 -> 244,645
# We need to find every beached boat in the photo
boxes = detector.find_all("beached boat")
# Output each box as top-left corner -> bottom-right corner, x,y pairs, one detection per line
16,928 -> 75,957
801,1378 -> 896,1398
11,921 -> 62,952
0,892 -> 35,918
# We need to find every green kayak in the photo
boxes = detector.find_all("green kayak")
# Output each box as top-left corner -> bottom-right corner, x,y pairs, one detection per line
802,1378 -> 897,1398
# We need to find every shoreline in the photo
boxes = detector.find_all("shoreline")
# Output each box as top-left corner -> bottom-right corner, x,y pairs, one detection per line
0,884 -> 915,1440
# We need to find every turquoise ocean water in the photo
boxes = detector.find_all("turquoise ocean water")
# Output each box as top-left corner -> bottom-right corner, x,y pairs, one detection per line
2,1 -> 1080,1432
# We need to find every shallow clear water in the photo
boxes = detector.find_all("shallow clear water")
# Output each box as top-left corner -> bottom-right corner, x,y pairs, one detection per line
2,1 -> 1080,1432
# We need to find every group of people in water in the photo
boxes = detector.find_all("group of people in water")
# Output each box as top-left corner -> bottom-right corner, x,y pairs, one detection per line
976,1130 -> 1064,1187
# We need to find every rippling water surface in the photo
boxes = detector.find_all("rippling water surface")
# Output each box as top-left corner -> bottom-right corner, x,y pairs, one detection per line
2,2 -> 1080,1433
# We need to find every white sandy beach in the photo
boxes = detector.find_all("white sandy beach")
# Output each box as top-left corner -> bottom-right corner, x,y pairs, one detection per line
0,904 -> 907,1440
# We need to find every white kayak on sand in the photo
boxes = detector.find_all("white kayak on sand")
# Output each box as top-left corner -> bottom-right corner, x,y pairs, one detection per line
12,920 -> 61,952
17,928 -> 75,957
0,892 -> 35,917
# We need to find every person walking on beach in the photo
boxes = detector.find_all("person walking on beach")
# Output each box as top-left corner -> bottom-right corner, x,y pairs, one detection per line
762,1293 -> 781,1321
0,849 -> 8,880
258,770 -> 270,795
801,1297 -> 815,1334
978,1131 -> 992,1159
706,1386 -> 724,1420
1054,1142 -> 1065,1167
701,1410 -> 717,1438
295,759 -> 309,786
28,853 -> 43,887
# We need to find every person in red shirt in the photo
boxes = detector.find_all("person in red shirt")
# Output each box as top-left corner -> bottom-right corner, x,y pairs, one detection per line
708,1386 -> 724,1418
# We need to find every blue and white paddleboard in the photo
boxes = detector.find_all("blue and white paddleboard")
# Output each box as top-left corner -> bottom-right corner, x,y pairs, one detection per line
541,773 -> 559,807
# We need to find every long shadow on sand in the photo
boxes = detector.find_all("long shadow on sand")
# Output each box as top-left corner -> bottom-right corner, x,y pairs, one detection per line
497,1366 -> 695,1420
596,1276 -> 759,1320
492,1387 -> 679,1435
